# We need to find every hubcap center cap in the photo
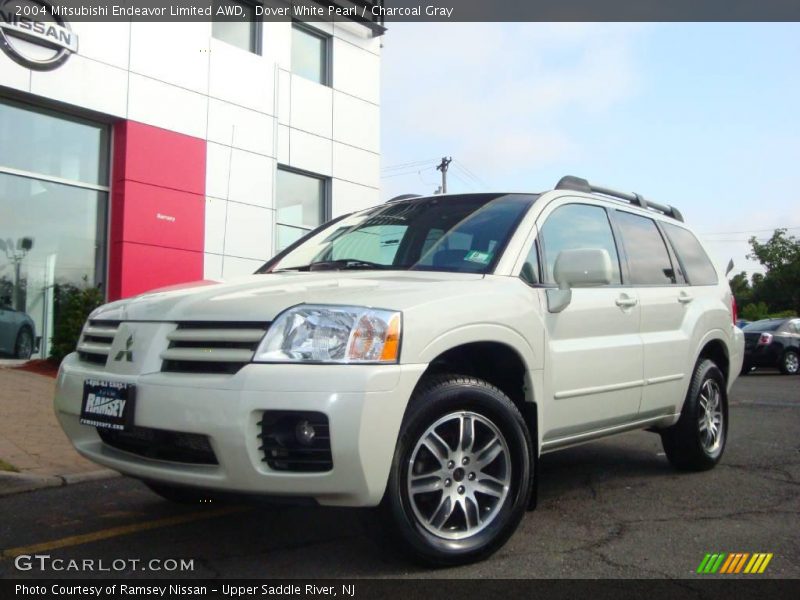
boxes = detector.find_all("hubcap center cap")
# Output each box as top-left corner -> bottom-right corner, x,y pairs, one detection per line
452,467 -> 465,482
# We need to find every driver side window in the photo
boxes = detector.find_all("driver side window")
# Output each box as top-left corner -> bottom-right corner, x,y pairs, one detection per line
539,203 -> 622,285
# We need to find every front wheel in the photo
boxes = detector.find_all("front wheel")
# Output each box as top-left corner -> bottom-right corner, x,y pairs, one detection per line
661,359 -> 728,471
780,350 -> 799,375
384,375 -> 533,566
14,327 -> 33,359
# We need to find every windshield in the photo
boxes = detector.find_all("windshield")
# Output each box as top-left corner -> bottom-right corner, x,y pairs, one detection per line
260,194 -> 537,274
742,319 -> 784,332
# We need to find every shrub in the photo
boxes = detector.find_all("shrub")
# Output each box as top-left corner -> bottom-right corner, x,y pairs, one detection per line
49,280 -> 104,363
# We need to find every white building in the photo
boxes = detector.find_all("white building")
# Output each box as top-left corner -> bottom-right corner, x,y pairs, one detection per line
0,1 -> 383,357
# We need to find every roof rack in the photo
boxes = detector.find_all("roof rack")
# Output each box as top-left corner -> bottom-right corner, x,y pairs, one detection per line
555,175 -> 684,222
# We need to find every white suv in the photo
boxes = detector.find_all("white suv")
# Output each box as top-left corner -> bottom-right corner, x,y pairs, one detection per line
55,176 -> 744,565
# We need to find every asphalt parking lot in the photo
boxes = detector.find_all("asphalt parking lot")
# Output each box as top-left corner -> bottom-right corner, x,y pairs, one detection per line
1,371 -> 797,579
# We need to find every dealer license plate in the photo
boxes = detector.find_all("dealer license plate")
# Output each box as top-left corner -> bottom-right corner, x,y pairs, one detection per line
80,379 -> 136,431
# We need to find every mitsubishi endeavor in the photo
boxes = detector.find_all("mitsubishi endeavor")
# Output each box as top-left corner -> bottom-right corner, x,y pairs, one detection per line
54,176 -> 745,565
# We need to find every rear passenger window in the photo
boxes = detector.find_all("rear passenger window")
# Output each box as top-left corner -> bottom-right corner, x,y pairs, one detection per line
539,204 -> 621,284
614,211 -> 677,285
662,223 -> 718,285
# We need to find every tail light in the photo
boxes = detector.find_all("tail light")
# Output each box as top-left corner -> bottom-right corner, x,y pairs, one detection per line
731,296 -> 738,325
758,333 -> 773,346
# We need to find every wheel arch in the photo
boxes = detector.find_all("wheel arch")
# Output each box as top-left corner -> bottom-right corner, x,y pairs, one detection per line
412,338 -> 540,456
695,335 -> 731,386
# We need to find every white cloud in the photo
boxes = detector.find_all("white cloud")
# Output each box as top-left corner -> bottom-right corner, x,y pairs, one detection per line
381,23 -> 647,192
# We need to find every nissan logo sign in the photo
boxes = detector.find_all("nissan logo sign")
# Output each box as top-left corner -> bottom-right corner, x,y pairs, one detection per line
0,0 -> 77,71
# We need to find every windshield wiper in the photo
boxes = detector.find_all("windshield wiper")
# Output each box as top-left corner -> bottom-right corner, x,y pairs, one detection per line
275,259 -> 390,272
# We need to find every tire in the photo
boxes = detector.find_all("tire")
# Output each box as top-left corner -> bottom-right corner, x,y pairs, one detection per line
14,327 -> 33,359
661,359 -> 728,471
384,374 -> 533,566
144,481 -> 216,505
779,350 -> 799,375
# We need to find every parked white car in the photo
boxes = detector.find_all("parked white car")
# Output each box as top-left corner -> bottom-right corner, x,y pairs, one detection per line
54,176 -> 744,565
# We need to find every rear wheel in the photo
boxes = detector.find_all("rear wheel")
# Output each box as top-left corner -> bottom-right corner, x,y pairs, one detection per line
661,359 -> 728,471
14,327 -> 33,359
384,375 -> 533,566
780,350 -> 799,375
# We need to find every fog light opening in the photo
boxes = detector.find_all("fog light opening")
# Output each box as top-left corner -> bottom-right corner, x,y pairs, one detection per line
295,420 -> 316,445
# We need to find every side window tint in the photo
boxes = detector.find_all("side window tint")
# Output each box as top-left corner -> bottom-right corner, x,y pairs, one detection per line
519,241 -> 540,285
614,211 -> 677,285
662,223 -> 718,285
540,204 -> 621,284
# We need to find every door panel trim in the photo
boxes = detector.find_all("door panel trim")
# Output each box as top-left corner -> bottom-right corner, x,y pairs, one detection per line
554,378 -> 644,400
645,373 -> 684,385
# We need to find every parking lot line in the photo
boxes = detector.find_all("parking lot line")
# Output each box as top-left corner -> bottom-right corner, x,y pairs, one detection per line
0,506 -> 247,560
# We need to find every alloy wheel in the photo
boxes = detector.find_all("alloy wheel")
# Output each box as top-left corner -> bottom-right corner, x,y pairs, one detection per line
784,352 -> 799,374
698,379 -> 724,455
406,411 -> 511,540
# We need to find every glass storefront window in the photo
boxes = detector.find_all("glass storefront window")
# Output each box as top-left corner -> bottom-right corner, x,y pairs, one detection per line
0,100 -> 109,185
276,168 -> 327,252
0,99 -> 108,359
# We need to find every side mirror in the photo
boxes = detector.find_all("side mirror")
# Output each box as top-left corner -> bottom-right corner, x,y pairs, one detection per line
547,248 -> 613,313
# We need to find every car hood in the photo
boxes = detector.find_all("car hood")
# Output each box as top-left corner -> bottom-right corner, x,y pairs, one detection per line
91,271 -> 486,323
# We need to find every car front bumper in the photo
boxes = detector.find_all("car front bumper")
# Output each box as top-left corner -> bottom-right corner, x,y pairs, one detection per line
54,353 -> 427,506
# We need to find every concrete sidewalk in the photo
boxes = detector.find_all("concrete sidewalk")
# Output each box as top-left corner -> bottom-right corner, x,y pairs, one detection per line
0,366 -> 117,496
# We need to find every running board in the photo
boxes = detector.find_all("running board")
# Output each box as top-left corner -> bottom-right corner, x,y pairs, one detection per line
540,413 -> 680,454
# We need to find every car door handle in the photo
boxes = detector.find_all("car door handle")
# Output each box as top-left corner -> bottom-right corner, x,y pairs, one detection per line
615,296 -> 638,308
678,293 -> 694,304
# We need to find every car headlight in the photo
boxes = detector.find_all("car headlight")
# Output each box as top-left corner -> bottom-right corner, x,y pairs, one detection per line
253,305 -> 402,364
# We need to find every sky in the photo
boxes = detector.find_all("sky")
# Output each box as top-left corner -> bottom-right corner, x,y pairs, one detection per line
379,23 -> 800,277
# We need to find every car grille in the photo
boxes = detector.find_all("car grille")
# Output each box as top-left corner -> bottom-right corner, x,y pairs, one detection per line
97,426 -> 218,465
77,320 -> 121,366
258,411 -> 333,472
160,321 -> 270,375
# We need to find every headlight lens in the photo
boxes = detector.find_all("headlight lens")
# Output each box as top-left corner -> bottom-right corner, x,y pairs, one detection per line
253,305 -> 402,364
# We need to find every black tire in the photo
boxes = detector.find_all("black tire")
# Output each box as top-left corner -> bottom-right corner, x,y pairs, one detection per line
661,359 -> 728,471
779,350 -> 799,375
14,327 -> 33,359
144,481 -> 217,505
383,374 -> 533,566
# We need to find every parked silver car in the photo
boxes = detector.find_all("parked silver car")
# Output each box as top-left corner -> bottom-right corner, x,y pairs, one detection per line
0,299 -> 36,359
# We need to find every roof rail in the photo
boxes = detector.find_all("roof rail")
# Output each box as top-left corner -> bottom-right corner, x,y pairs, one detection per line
554,175 -> 684,222
387,193 -> 422,203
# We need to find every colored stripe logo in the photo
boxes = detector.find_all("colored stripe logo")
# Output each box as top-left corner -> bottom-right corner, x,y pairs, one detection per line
697,553 -> 773,574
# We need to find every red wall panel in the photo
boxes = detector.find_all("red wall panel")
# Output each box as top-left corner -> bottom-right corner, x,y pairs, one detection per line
115,181 -> 204,252
108,121 -> 205,300
111,243 -> 204,299
112,121 -> 206,194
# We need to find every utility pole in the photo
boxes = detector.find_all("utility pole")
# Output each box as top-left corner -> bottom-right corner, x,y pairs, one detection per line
436,156 -> 452,194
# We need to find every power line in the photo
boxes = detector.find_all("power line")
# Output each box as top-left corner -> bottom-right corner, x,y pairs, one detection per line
381,158 -> 439,172
453,159 -> 488,188
381,166 -> 436,179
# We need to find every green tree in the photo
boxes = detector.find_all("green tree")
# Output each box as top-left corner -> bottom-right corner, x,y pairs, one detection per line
746,228 -> 800,315
728,271 -> 752,306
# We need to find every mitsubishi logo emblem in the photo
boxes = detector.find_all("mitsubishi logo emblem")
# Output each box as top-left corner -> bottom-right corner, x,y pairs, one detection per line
114,335 -> 133,362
